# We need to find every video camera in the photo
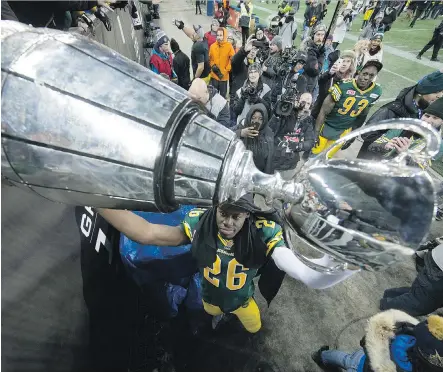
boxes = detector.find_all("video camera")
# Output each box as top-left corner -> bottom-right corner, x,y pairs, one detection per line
276,47 -> 298,77
275,74 -> 299,117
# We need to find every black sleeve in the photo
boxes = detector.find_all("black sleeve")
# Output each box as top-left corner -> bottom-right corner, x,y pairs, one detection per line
296,75 -> 308,94
299,117 -> 315,152
360,105 -> 397,143
231,47 -> 248,75
1,2 -> 19,21
216,103 -> 232,128
259,90 -> 272,118
268,114 -> 281,134
194,43 -> 206,64
304,48 -> 321,78
233,94 -> 246,115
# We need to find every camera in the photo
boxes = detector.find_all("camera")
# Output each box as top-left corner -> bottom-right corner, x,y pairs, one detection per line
211,65 -> 224,80
245,85 -> 257,96
275,75 -> 299,117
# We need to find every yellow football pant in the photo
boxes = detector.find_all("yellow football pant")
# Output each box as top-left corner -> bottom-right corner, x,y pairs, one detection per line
312,128 -> 352,158
202,298 -> 262,333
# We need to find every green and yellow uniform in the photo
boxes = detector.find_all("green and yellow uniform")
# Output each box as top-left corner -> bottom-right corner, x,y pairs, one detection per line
181,208 -> 285,333
312,79 -> 382,157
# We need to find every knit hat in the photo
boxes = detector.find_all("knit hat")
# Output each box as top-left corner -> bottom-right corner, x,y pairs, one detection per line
424,97 -> 443,120
270,35 -> 283,50
193,24 -> 205,39
341,49 -> 356,60
170,38 -> 180,53
155,35 -> 169,50
248,62 -> 262,74
313,23 -> 327,35
416,71 -> 443,95
371,32 -> 384,41
413,315 -> 443,370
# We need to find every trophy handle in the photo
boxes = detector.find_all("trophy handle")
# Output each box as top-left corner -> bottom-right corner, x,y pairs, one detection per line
323,118 -> 441,163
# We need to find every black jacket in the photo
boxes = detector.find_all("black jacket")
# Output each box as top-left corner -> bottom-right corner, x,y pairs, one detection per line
230,47 -> 255,97
232,104 -> 275,174
262,51 -> 286,105
302,40 -> 325,94
358,85 -> 419,159
7,1 -> 98,28
270,113 -> 315,170
172,50 -> 191,90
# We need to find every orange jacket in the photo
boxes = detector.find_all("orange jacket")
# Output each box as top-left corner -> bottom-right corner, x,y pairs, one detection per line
209,28 -> 235,81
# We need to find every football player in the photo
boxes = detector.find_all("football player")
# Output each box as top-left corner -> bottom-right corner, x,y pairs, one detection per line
98,194 -> 357,334
312,60 -> 383,157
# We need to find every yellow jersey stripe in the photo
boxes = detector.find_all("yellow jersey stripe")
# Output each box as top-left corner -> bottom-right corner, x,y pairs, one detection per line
183,222 -> 192,240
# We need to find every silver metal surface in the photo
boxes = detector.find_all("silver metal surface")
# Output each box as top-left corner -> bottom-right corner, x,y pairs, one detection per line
283,119 -> 440,272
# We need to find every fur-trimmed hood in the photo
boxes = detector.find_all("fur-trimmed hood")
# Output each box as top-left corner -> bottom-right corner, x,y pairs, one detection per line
365,309 -> 419,372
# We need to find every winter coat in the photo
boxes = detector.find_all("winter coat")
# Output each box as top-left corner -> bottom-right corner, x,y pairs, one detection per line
173,50 -> 191,89
278,16 -> 298,49
270,112 -> 315,170
359,21 -> 385,40
357,85 -> 420,160
233,79 -> 272,124
209,28 -> 235,81
304,4 -> 321,27
360,310 -> 420,372
205,85 -> 231,128
300,39 -> 325,94
332,14 -> 351,44
262,51 -> 284,105
381,7 -> 397,30
362,46 -> 383,67
150,49 -> 175,79
205,31 -> 217,49
232,103 -> 275,174
230,47 -> 256,97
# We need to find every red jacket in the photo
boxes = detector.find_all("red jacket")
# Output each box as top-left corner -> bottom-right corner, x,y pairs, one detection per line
149,49 -> 175,79
205,31 -> 217,48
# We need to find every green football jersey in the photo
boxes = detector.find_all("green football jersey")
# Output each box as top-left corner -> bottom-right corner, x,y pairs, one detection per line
181,208 -> 285,312
322,79 -> 382,140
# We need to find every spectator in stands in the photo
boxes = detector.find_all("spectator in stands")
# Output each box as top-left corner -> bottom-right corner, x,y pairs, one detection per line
358,70 -> 443,159
232,103 -> 275,174
149,35 -> 176,81
189,79 -> 231,127
300,23 -> 327,94
209,28 -> 235,98
170,38 -> 191,90
312,50 -> 355,120
313,310 -> 443,372
270,92 -> 315,177
232,62 -> 272,125
359,11 -> 384,40
362,32 -> 383,67
239,0 -> 253,46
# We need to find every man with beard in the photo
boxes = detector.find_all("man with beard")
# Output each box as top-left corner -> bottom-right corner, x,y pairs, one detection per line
97,194 -> 357,335
262,36 -> 284,107
312,60 -> 383,158
300,23 -> 327,94
270,92 -> 315,177
358,69 -> 443,159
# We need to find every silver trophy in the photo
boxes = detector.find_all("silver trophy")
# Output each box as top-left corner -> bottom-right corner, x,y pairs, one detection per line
1,21 -> 440,272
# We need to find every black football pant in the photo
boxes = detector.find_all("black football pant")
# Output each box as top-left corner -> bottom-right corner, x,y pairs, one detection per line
410,8 -> 424,27
380,252 -> 443,316
419,34 -> 443,60
210,78 -> 228,98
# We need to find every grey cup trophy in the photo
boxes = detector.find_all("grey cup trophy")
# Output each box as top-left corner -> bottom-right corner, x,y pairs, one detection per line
1,21 -> 440,272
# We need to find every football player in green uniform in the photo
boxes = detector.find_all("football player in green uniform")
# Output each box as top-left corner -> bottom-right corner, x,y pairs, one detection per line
312,60 -> 383,158
98,194 -> 357,334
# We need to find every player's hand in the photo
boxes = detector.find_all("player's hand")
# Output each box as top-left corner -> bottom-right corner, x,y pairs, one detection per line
241,127 -> 259,138
392,137 -> 411,153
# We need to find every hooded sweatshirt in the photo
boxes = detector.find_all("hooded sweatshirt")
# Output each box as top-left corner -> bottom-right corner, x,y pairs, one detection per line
232,104 -> 275,174
209,28 -> 235,82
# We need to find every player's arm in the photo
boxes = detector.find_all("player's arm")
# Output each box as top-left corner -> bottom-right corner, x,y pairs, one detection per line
315,94 -> 335,133
271,246 -> 359,289
97,209 -> 188,246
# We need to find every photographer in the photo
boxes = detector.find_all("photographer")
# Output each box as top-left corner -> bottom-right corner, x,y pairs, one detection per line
232,63 -> 272,125
247,26 -> 270,63
270,91 -> 315,177
209,28 -> 235,98
232,104 -> 275,174
189,78 -> 231,127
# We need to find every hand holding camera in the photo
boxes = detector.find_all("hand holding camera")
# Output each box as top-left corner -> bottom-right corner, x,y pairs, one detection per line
173,19 -> 185,30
